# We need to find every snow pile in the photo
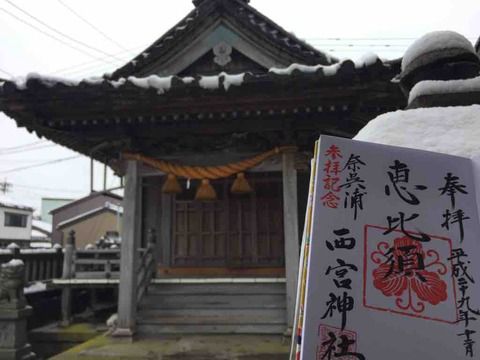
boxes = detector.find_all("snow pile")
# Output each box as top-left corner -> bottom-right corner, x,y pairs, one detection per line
354,105 -> 480,158
182,77 -> 195,84
269,55 -> 380,76
409,76 -> 480,104
199,72 -> 245,91
29,242 -> 53,249
24,281 -> 47,294
2,259 -> 24,267
354,53 -> 380,68
270,62 -> 340,76
199,75 -> 219,89
402,31 -> 475,72
223,73 -> 245,90
13,73 -> 80,90
111,78 -> 126,88
127,75 -> 172,94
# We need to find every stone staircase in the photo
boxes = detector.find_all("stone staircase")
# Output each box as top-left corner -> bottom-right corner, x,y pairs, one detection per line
137,279 -> 287,335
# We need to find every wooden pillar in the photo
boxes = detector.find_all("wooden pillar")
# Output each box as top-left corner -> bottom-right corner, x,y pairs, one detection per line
113,160 -> 142,337
61,230 -> 76,327
160,192 -> 172,267
282,151 -> 300,330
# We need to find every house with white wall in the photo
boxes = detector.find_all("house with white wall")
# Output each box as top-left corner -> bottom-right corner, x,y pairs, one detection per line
0,195 -> 34,248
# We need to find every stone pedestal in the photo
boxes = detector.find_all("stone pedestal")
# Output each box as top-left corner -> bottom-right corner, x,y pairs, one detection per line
0,260 -> 36,359
0,307 -> 35,359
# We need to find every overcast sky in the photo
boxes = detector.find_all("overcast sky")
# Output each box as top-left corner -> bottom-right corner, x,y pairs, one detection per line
0,0 -> 478,213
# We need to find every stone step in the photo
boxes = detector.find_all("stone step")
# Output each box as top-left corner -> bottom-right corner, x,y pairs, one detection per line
141,293 -> 286,309
146,282 -> 286,295
137,308 -> 286,322
137,323 -> 287,335
138,281 -> 287,335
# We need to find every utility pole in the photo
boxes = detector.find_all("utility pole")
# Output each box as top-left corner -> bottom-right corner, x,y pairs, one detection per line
0,179 -> 12,194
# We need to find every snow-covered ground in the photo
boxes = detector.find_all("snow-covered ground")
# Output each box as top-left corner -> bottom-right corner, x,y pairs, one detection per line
354,105 -> 480,158
409,76 -> 480,104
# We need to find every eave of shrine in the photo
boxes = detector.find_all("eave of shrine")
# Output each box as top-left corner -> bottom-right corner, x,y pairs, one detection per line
0,58 -> 405,172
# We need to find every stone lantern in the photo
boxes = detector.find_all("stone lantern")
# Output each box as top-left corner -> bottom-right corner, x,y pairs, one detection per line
400,31 -> 480,96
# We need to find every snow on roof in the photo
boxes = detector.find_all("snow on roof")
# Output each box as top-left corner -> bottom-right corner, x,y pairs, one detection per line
6,54 -> 384,96
31,229 -> 49,239
127,75 -> 173,94
29,242 -> 53,249
198,73 -> 245,91
0,194 -> 34,211
269,54 -> 381,76
354,105 -> 480,159
10,72 -> 247,94
57,201 -> 123,229
402,31 -> 475,72
409,76 -> 480,104
32,219 -> 52,234
13,73 -> 80,90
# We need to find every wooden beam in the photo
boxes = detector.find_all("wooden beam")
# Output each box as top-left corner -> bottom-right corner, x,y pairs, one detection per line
282,151 -> 300,331
113,160 -> 142,337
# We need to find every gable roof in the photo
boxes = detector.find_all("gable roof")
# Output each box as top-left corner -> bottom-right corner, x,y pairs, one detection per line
56,201 -> 123,229
110,0 -> 335,79
50,191 -> 123,215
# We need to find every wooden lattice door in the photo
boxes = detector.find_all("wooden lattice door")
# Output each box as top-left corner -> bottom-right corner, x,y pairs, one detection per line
172,173 -> 284,268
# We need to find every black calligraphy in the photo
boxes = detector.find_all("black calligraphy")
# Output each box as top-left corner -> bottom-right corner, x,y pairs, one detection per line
340,154 -> 367,220
385,160 -> 427,205
439,172 -> 470,243
449,248 -> 479,357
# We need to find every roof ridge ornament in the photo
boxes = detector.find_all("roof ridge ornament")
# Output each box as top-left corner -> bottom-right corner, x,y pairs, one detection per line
193,0 -> 250,7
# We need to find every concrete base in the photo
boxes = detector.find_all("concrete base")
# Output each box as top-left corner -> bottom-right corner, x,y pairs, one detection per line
51,334 -> 290,359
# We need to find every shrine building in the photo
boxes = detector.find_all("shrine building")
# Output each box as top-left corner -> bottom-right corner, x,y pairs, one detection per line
0,0 -> 405,336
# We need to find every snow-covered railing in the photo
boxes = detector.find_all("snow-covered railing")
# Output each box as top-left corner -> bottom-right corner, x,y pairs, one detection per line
59,229 -> 157,325
0,244 -> 63,284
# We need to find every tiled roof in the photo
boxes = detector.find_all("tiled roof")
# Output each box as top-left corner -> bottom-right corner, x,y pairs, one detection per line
0,57 -> 404,168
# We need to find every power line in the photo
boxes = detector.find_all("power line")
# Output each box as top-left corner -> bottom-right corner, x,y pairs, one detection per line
0,66 -> 14,78
0,155 -> 81,174
13,183 -> 84,194
56,0 -> 131,54
0,144 -> 56,155
0,7 -> 114,64
53,44 -> 146,75
0,140 -> 45,151
4,0 -> 122,62
305,37 -> 479,41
